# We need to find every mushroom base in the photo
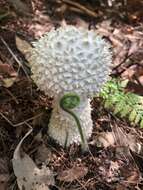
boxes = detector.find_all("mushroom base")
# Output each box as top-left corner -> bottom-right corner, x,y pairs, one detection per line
48,98 -> 93,147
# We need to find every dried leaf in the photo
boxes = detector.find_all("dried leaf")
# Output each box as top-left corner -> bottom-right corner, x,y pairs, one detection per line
106,161 -> 120,183
3,77 -> 16,88
126,170 -> 139,184
16,36 -> 32,60
113,125 -> 142,154
57,165 -> 88,182
116,184 -> 126,190
121,65 -> 137,81
7,0 -> 33,16
139,76 -> 143,85
0,62 -> 17,76
128,41 -> 138,55
96,132 -> 115,148
0,158 -> 9,190
0,158 -> 9,173
12,128 -> 55,190
0,174 -> 9,190
35,143 -> 52,165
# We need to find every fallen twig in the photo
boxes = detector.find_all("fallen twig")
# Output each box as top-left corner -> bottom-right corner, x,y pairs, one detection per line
0,112 -> 43,127
61,0 -> 97,18
4,88 -> 19,104
0,37 -> 30,80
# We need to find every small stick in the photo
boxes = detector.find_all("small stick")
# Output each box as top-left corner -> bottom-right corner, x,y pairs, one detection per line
112,53 -> 133,71
4,88 -> 19,104
0,112 -> 43,127
62,0 -> 97,18
69,6 -> 86,14
0,37 -> 30,80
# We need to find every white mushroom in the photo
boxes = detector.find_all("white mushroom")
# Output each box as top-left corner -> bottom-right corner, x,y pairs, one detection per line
29,25 -> 112,147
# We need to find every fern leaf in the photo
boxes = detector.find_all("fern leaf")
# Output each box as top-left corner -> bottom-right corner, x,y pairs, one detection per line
120,105 -> 132,118
104,100 -> 112,109
114,102 -> 124,115
140,119 -> 143,128
134,114 -> 141,125
99,79 -> 143,128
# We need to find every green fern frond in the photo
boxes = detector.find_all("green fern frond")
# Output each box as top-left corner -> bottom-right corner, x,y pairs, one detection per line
99,79 -> 143,128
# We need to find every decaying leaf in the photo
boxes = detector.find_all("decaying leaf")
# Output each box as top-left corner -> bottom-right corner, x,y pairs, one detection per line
0,158 -> 9,173
2,77 -> 17,88
0,62 -> 17,76
0,61 -> 17,87
57,165 -> 88,182
16,36 -> 32,61
112,125 -> 143,155
35,143 -> 52,165
0,174 -> 9,190
12,128 -> 55,190
96,132 -> 115,148
7,0 -> 33,16
105,161 -> 120,183
0,158 -> 10,190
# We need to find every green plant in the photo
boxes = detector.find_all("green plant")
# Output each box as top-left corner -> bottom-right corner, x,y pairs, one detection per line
60,93 -> 88,150
100,79 -> 143,128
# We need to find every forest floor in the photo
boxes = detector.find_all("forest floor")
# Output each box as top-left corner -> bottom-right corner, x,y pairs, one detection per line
0,0 -> 143,190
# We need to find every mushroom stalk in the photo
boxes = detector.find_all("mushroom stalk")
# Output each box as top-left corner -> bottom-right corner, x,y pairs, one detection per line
48,96 -> 93,147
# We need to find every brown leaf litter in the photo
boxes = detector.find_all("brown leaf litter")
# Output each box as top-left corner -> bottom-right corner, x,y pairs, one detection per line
57,164 -> 88,182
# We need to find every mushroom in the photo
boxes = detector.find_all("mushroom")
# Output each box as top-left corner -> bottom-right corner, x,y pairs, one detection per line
29,25 -> 112,147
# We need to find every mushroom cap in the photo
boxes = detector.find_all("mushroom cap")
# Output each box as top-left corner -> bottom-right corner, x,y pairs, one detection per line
29,25 -> 112,98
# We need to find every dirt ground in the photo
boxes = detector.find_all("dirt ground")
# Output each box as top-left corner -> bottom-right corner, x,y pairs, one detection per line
0,0 -> 143,190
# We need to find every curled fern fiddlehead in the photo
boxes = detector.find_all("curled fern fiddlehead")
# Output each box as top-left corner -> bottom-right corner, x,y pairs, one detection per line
60,93 -> 87,150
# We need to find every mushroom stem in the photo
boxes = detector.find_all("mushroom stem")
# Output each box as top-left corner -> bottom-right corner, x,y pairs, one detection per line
59,93 -> 88,150
48,96 -> 93,148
